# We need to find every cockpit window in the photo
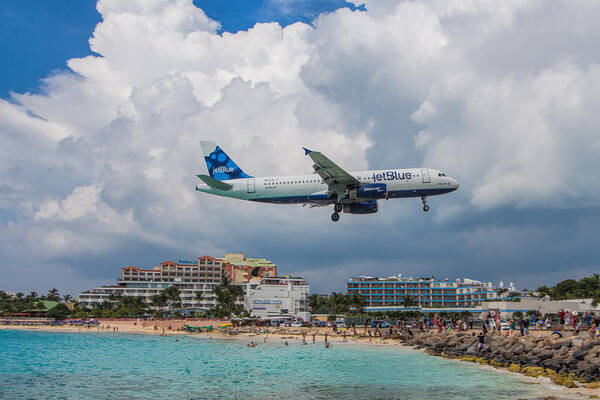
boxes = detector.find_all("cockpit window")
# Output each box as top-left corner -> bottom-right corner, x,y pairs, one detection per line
438,173 -> 446,177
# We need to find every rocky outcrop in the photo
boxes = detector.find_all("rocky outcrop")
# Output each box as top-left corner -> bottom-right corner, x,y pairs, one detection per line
404,331 -> 600,388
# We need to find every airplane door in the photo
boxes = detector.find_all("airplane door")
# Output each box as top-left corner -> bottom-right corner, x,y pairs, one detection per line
247,179 -> 256,193
421,169 -> 430,183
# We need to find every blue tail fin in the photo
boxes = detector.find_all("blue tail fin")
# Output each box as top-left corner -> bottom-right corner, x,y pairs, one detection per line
200,141 -> 252,181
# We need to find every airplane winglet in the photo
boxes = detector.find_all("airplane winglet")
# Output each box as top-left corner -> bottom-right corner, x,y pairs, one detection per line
302,147 -> 312,155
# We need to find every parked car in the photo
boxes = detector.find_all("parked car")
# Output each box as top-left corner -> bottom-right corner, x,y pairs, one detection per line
291,322 -> 303,327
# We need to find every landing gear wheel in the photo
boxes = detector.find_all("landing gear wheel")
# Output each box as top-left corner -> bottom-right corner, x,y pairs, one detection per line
334,203 -> 343,213
331,212 -> 340,222
421,196 -> 429,212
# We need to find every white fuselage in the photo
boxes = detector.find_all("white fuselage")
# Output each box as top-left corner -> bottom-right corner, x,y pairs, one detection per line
196,168 -> 459,204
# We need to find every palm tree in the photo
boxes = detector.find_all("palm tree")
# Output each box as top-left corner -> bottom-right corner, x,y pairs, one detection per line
194,291 -> 204,308
348,294 -> 366,314
402,296 -> 416,309
46,288 -> 61,302
150,294 -> 167,313
329,292 -> 348,314
154,286 -> 182,315
62,294 -> 73,302
214,277 -> 244,316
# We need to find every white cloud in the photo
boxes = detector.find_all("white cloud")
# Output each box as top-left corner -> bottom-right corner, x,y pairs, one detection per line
1,0 -> 600,293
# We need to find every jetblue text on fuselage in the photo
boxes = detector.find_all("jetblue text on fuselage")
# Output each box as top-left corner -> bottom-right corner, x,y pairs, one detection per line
372,171 -> 412,182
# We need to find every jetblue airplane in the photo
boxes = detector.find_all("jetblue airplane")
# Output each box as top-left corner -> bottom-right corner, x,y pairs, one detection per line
195,141 -> 459,222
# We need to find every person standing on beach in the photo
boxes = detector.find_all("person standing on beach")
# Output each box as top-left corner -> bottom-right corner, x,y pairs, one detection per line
324,332 -> 328,343
477,332 -> 485,352
312,332 -> 316,343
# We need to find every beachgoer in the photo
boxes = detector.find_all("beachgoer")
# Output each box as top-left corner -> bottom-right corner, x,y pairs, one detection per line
285,341 -> 288,346
558,310 -> 565,327
477,332 -> 485,352
312,333 -> 316,343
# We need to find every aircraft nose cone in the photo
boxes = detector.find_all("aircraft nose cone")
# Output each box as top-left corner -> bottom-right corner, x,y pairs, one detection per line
450,178 -> 460,190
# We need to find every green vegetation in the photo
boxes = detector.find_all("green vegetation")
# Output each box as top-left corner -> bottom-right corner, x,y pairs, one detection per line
309,292 -> 366,314
512,311 -> 524,321
537,274 -> 600,305
73,286 -> 185,318
46,303 -> 71,320
205,277 -> 244,318
0,289 -> 64,315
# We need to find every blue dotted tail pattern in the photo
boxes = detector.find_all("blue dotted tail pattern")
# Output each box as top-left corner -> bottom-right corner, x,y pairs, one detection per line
204,146 -> 252,181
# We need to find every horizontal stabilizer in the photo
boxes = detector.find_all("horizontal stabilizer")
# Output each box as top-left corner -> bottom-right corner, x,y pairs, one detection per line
196,174 -> 233,191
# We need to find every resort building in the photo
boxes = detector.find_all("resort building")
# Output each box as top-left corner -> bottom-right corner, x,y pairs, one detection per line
76,253 -> 311,320
347,274 -> 517,310
223,253 -> 277,283
241,276 -> 310,321
76,253 -> 277,310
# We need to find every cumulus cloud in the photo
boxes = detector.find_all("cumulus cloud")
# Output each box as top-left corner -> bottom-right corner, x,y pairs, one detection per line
1,0 -> 599,294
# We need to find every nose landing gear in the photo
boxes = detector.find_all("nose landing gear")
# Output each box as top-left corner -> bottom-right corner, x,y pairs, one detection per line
421,196 -> 430,212
331,212 -> 340,222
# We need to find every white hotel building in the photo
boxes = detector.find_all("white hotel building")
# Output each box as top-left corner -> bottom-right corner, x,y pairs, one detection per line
76,254 -> 310,320
241,276 -> 310,321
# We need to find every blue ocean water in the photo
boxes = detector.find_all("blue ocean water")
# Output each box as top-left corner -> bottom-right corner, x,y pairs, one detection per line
0,330 -> 569,399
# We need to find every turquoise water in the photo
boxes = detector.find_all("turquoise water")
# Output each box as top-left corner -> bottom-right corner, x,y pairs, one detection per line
0,330 -> 568,399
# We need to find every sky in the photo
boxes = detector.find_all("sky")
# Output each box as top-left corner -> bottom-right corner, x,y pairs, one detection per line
1,0 -> 599,296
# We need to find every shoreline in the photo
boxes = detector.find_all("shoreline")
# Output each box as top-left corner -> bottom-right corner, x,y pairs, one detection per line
2,323 -> 599,398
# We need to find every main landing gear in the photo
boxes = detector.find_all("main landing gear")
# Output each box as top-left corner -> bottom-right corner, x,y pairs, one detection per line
331,203 -> 342,222
421,196 -> 430,212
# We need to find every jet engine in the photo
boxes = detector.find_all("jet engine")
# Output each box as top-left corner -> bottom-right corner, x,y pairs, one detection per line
344,200 -> 378,214
349,183 -> 387,199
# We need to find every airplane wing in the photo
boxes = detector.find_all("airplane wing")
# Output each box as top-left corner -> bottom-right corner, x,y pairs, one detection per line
303,147 -> 359,199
